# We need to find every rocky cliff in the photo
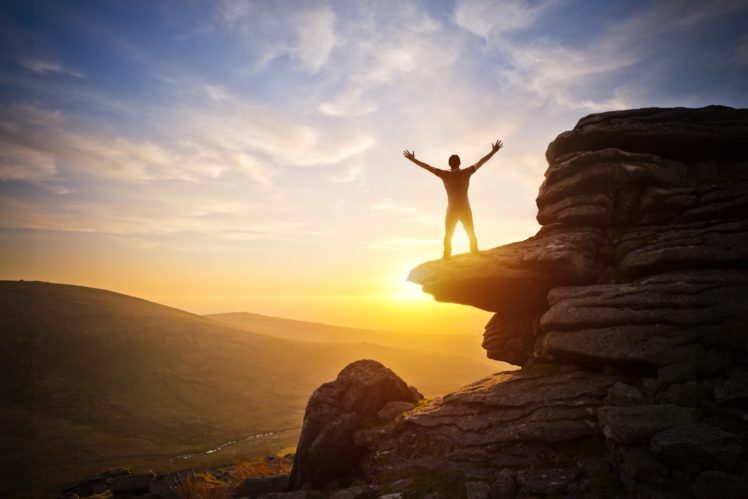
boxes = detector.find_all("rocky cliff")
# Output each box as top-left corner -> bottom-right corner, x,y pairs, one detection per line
290,106 -> 748,498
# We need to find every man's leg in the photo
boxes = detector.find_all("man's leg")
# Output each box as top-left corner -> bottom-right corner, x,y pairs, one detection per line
443,209 -> 458,259
461,209 -> 479,253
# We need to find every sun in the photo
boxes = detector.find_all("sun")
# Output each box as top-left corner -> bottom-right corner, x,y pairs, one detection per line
391,263 -> 431,302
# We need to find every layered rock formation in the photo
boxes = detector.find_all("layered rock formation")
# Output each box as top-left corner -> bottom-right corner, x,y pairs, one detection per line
289,360 -> 422,490
410,105 -> 748,370
293,106 -> 748,498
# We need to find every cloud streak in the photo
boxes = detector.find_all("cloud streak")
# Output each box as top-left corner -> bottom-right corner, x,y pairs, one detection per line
20,58 -> 85,78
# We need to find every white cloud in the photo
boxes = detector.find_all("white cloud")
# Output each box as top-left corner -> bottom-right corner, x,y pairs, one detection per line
20,58 -> 84,78
292,6 -> 337,72
313,1 -> 459,117
217,1 -> 337,73
454,0 -> 556,38
204,84 -> 230,102
329,163 -> 365,184
452,0 -> 747,113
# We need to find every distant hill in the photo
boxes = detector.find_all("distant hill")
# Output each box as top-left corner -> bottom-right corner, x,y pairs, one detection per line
206,312 -> 493,363
0,281 -> 503,498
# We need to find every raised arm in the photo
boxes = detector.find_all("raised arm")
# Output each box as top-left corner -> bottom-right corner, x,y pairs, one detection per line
403,150 -> 441,175
470,140 -> 503,171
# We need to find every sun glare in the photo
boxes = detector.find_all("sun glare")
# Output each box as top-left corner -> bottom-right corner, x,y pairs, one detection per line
391,263 -> 431,302
394,279 -> 429,301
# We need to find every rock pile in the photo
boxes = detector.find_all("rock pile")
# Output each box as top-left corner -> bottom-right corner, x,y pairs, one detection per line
293,106 -> 748,498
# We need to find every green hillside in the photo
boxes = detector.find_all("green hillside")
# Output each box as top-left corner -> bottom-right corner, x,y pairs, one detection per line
0,281 -> 500,497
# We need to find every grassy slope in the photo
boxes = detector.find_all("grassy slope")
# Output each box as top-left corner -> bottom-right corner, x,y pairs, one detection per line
0,281 -> 500,497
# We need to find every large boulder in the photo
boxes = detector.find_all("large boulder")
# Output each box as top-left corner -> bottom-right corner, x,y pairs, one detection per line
545,105 -> 748,163
289,360 -> 422,490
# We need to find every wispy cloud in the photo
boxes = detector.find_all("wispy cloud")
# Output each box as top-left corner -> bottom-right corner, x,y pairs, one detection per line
20,58 -> 84,78
454,0 -> 748,112
217,0 -> 337,73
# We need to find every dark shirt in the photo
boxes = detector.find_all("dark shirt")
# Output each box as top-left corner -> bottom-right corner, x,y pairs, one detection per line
429,166 -> 476,209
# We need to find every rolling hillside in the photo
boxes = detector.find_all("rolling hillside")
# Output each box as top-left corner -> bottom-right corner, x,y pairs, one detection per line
0,281 -> 502,497
206,312 -> 493,364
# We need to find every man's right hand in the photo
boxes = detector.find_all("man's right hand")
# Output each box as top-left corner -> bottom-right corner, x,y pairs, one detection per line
403,150 -> 416,161
491,140 -> 503,152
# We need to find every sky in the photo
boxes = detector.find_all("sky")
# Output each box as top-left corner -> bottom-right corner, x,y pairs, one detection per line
1,0 -> 747,334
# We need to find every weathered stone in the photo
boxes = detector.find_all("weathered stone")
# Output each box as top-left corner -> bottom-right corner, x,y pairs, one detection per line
377,401 -> 415,421
545,105 -> 748,164
539,324 -> 704,368
690,471 -> 748,499
463,480 -> 490,499
481,313 -> 538,365
597,405 -> 694,445
650,424 -> 742,469
408,226 -> 607,313
714,370 -> 748,404
536,270 -> 748,368
537,148 -> 688,226
289,360 -> 421,490
615,447 -> 673,487
259,492 -> 310,499
604,382 -> 644,406
234,474 -> 289,499
617,221 -> 748,278
516,467 -> 578,495
110,471 -> 155,495
657,364 -> 697,384
490,470 -> 516,499
541,271 -> 747,331
660,382 -> 701,407
330,487 -> 377,499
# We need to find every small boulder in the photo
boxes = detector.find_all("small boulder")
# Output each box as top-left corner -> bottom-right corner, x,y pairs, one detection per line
597,405 -> 693,445
464,480 -> 491,499
604,382 -> 644,406
289,360 -> 422,490
650,424 -> 742,469
491,469 -> 516,499
657,363 -> 697,384
690,471 -> 748,499
516,467 -> 578,495
714,369 -> 748,404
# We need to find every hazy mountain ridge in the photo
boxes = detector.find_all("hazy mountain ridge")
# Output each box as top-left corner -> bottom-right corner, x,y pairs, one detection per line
0,280 -> 499,498
206,311 -> 492,364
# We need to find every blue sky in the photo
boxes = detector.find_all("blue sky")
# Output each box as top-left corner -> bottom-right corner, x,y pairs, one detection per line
1,0 -> 747,331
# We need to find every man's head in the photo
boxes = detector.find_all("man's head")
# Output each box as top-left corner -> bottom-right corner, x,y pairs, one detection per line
448,154 -> 461,169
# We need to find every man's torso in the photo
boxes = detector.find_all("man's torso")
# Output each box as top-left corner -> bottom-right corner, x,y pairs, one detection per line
437,166 -> 475,209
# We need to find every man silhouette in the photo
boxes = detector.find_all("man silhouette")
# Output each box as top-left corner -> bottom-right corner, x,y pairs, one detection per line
403,140 -> 503,259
